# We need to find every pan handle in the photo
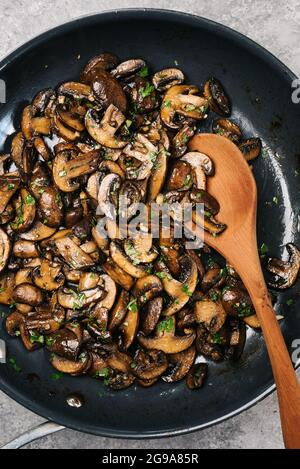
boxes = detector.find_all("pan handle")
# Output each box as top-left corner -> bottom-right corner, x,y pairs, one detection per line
1,422 -> 64,449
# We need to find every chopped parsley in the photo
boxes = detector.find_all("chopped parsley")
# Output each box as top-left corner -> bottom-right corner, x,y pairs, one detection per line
184,174 -> 191,187
140,82 -> 155,98
29,332 -> 44,345
182,134 -> 189,145
139,65 -> 149,78
162,100 -> 172,109
174,60 -> 179,66
286,299 -> 294,306
235,302 -> 253,318
9,300 -> 17,309
157,317 -> 174,333
59,170 -> 67,178
7,184 -> 15,191
211,291 -> 219,302
127,299 -> 138,313
272,196 -> 278,205
124,119 -> 133,136
95,368 -> 110,379
9,357 -> 22,373
156,271 -> 166,280
182,284 -> 193,297
260,243 -> 269,256
211,332 -> 223,345
50,372 -> 64,381
25,194 -> 36,206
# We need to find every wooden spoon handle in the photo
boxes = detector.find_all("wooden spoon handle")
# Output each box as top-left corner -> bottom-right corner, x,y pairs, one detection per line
240,263 -> 300,449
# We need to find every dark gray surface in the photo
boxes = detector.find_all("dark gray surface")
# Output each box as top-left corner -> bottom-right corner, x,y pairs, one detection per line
0,0 -> 299,450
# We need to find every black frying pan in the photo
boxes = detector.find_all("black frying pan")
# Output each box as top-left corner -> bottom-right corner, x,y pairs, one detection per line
0,9 -> 299,439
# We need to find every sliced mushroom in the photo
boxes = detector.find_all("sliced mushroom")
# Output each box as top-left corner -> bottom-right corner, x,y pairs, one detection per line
38,187 -> 64,227
81,52 -> 119,84
97,174 -> 122,216
0,228 -> 11,273
204,78 -> 231,116
111,59 -> 146,79
107,350 -> 132,374
156,255 -> 198,316
201,264 -> 225,292
239,138 -> 262,161
103,258 -> 134,291
190,189 -> 220,216
13,283 -> 43,306
21,105 -> 51,140
162,345 -> 196,383
53,149 -> 100,193
106,371 -> 135,390
141,297 -> 163,336
33,259 -> 64,291
221,286 -> 255,319
19,222 -> 56,241
181,151 -> 214,191
186,363 -> 208,390
97,274 -> 117,311
227,319 -> 247,361
50,352 -> 91,375
133,275 -> 163,306
92,70 -> 127,113
147,148 -> 168,201
85,105 -> 127,149
0,176 -> 21,214
168,161 -> 193,191
57,286 -> 103,310
172,124 -> 196,159
123,134 -> 158,180
131,349 -> 168,380
13,240 -> 39,259
194,298 -> 227,333
161,85 -> 208,129
212,119 -> 242,144
0,273 -> 15,305
128,76 -> 159,112
120,300 -> 139,350
55,237 -> 95,270
267,243 -> 300,289
195,324 -> 224,361
33,137 -> 51,161
110,241 -> 147,279
10,189 -> 36,233
58,82 -> 93,100
109,290 -> 130,331
53,114 -> 82,142
124,234 -> 158,265
29,161 -> 51,199
138,317 -> 195,354
153,68 -> 185,91
6,311 -> 25,336
46,328 -> 81,360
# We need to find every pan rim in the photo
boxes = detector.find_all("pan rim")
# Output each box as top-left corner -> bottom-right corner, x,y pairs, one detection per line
0,8 -> 298,440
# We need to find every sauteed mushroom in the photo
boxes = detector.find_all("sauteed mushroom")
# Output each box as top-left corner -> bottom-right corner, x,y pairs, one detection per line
204,78 -> 231,116
153,68 -> 185,91
85,105 -> 127,148
267,243 -> 300,289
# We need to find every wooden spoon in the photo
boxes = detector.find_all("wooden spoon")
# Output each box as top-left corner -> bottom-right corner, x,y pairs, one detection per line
189,133 -> 300,449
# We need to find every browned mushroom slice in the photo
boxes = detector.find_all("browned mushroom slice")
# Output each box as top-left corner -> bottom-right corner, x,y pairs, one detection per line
267,243 -> 300,290
95,274 -> 117,312
13,240 -> 39,259
26,305 -> 65,335
192,210 -> 227,236
133,275 -> 162,304
53,149 -> 100,193
50,352 -> 91,375
109,290 -> 130,331
32,88 -> 56,115
161,85 -> 208,129
33,137 -> 51,161
153,68 -> 185,91
58,286 -> 103,310
10,189 -> 36,233
92,70 -> 127,113
147,148 -> 168,201
172,124 -> 196,159
81,52 -> 119,84
124,234 -> 158,265
53,115 -> 82,142
227,319 -> 247,361
107,351 -> 132,374
29,161 -> 51,199
140,297 -> 163,336
103,258 -> 134,291
201,264 -> 225,292
85,105 -> 127,149
0,176 -> 20,214
0,228 -> 11,273
6,313 -> 41,351
186,363 -> 208,390
181,151 -> 214,193
55,237 -> 95,270
239,138 -> 262,161
106,371 -> 135,390
190,189 -> 220,216
38,187 -> 64,228
97,173 -> 122,216
21,105 -> 51,140
128,76 -> 159,112
131,349 -> 168,380
168,161 -> 193,192
204,78 -> 231,116
111,59 -> 146,79
88,353 -> 108,377
79,272 -> 100,291
194,298 -> 227,333
221,286 -> 254,319
212,119 -> 242,144
46,328 -> 81,360
6,311 -> 25,336
11,132 -> 25,170
156,255 -> 198,316
33,259 -> 64,291
13,283 -> 43,306
162,345 -> 196,383
20,222 -> 56,241
123,133 -> 158,180
110,241 -> 147,279
58,82 -> 93,100
0,273 -> 15,305
138,319 -> 195,354
120,299 -> 139,350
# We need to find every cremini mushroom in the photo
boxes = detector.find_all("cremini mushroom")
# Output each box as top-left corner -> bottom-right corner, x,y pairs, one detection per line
239,138 -> 262,161
181,151 -> 214,191
10,189 -> 36,233
138,316 -> 196,354
33,259 -> 65,291
81,52 -> 119,84
85,105 -> 127,149
103,258 -> 134,291
120,298 -> 139,350
212,118 -> 242,144
0,228 -> 11,273
92,70 -> 128,113
13,283 -> 43,306
153,68 -> 185,91
123,133 -> 158,180
124,233 -> 158,265
267,243 -> 300,289
55,236 -> 95,270
111,58 -> 146,79
131,349 -> 168,380
186,363 -> 208,390
0,176 -> 21,214
194,297 -> 227,333
57,286 -> 103,310
204,78 -> 231,116
161,85 -> 208,129
162,345 -> 196,383
110,241 -> 147,278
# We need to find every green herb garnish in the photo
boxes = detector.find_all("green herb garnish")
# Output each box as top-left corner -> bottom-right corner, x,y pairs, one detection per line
127,299 -> 138,313
157,317 -> 174,334
260,243 -> 268,256
9,358 -> 22,373
286,299 -> 294,306
8,184 -> 15,191
50,372 -> 64,381
140,82 -> 155,98
139,65 -> 149,78
29,332 -> 44,345
26,194 -> 36,206
182,284 -> 193,297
